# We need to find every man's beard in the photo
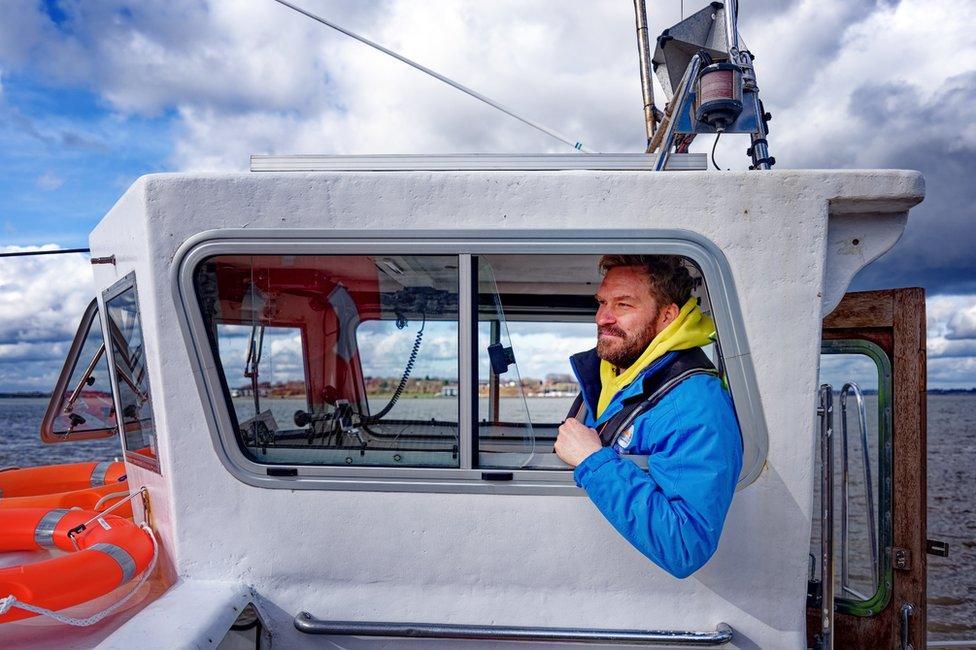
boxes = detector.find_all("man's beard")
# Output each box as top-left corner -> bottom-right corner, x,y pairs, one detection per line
596,321 -> 658,370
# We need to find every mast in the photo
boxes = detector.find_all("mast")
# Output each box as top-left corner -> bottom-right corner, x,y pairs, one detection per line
634,0 -> 659,151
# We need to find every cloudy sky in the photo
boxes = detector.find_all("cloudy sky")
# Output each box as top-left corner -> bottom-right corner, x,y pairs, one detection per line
1,0 -> 975,392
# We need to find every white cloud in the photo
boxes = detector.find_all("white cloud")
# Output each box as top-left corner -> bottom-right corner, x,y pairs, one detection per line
35,171 -> 64,190
0,246 -> 92,345
744,0 -> 976,169
0,247 -> 92,390
0,0 -> 643,169
0,340 -> 69,362
507,326 -> 595,381
946,303 -> 976,340
928,356 -> 976,389
926,295 -> 976,372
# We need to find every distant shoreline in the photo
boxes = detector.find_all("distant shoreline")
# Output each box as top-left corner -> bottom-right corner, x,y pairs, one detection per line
3,388 -> 976,399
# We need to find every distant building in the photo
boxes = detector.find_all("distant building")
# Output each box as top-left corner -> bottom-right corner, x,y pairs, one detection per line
545,373 -> 574,384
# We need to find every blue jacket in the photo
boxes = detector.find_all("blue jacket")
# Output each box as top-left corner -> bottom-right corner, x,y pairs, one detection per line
569,348 -> 743,578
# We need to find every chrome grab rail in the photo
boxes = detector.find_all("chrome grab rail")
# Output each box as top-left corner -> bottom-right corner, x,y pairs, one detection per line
818,384 -> 835,650
839,382 -> 878,600
294,612 -> 733,646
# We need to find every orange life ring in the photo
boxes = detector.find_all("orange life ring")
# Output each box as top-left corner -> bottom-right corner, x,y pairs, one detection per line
0,461 -> 125,499
0,482 -> 132,517
0,507 -> 154,624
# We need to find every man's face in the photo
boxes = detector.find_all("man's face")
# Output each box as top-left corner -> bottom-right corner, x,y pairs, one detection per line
595,266 -> 670,369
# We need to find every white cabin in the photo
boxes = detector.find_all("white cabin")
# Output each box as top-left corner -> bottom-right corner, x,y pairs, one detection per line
8,157 -> 926,648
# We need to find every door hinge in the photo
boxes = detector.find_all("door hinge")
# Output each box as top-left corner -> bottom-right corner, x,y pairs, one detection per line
926,539 -> 950,557
893,547 -> 912,571
807,578 -> 822,609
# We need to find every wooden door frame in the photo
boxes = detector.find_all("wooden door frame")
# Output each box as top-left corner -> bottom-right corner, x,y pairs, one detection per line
807,288 -> 927,648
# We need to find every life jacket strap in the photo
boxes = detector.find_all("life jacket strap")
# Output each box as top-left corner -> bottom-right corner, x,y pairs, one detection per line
564,348 -> 718,448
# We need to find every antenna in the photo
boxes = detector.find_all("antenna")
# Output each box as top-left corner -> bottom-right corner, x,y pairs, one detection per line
271,0 -> 594,153
0,248 -> 90,258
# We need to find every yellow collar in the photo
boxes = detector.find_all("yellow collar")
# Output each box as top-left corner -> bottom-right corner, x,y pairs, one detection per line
596,297 -> 714,418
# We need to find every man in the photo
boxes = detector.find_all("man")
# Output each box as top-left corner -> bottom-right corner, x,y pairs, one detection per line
554,255 -> 742,579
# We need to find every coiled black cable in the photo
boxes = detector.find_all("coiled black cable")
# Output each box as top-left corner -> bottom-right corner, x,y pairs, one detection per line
363,314 -> 425,423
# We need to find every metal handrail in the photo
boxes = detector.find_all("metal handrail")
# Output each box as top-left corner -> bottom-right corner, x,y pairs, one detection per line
818,384 -> 835,650
839,382 -> 878,600
294,612 -> 733,646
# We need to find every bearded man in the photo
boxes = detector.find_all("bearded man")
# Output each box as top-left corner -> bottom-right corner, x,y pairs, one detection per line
554,255 -> 743,578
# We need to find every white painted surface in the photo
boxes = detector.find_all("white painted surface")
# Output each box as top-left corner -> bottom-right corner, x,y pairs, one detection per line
95,579 -> 251,649
86,168 -> 922,648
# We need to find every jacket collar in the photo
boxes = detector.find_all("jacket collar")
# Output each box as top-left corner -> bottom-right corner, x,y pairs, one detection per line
569,348 -> 602,417
570,348 -> 678,421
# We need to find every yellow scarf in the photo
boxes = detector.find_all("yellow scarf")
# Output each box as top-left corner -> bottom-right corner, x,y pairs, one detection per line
596,297 -> 714,418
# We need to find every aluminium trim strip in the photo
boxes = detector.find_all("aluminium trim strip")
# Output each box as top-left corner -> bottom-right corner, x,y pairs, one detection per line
293,612 -> 733,646
458,254 -> 473,470
250,153 -> 706,172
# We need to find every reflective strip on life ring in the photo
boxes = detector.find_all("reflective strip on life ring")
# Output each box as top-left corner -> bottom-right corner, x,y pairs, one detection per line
0,508 -> 154,624
89,542 -> 137,584
33,508 -> 71,549
90,461 -> 113,487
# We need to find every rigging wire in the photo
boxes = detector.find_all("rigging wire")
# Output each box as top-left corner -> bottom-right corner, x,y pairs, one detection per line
711,132 -> 722,170
271,0 -> 594,153
0,248 -> 90,258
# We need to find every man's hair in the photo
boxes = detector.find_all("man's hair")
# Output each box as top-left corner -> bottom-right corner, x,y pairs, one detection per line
598,255 -> 696,307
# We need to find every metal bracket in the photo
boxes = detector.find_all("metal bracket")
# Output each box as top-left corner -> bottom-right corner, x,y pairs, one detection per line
893,547 -> 912,571
926,539 -> 949,557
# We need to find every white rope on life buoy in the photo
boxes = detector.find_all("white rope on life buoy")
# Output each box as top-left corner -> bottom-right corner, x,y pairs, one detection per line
0,523 -> 159,627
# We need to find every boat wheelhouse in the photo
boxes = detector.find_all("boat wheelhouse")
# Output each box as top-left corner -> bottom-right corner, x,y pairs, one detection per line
5,157 -> 928,648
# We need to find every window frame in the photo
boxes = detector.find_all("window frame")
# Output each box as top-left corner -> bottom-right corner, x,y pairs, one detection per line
819,338 -> 894,616
174,230 -> 766,495
102,272 -> 161,473
40,298 -> 119,443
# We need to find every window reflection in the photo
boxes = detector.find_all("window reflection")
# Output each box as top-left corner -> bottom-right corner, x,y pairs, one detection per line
104,279 -> 158,469
195,254 -> 460,468
43,300 -> 118,439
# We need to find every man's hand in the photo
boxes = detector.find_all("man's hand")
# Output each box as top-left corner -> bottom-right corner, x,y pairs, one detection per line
554,417 -> 603,468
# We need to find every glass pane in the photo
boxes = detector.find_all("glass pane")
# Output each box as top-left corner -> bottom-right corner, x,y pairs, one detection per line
194,254 -> 460,468
104,281 -> 158,467
43,301 -> 118,439
504,321 -> 596,424
812,344 -> 890,613
215,325 -> 308,448
476,254 -> 609,470
358,319 -> 458,421
477,256 -> 537,469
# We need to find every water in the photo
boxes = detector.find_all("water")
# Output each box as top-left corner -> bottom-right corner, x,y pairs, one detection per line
0,398 -> 123,467
2,394 -> 973,638
927,395 -> 976,639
